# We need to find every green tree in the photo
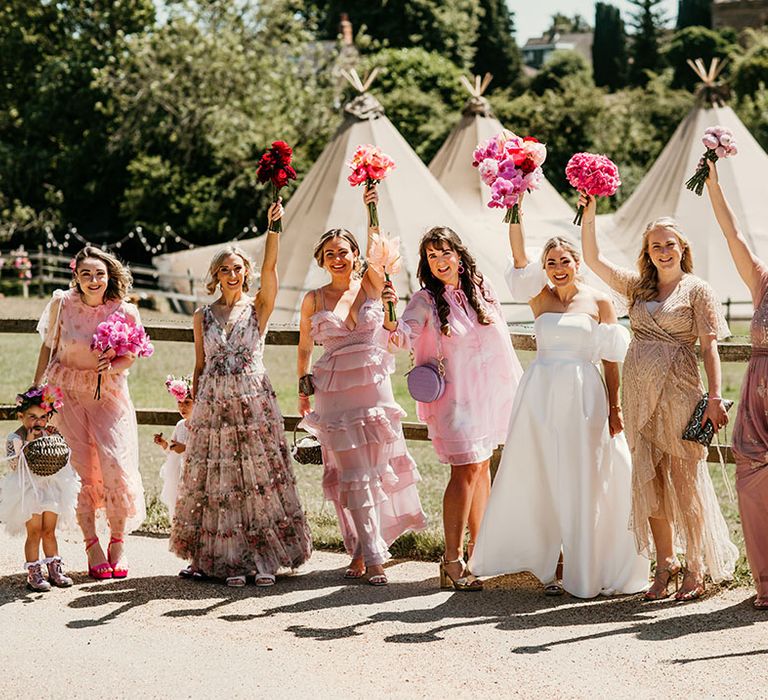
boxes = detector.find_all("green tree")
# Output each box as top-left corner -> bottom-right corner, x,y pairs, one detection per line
549,12 -> 592,33
664,26 -> 736,90
358,48 -> 465,162
627,0 -> 668,87
529,50 -> 593,96
736,87 -> 768,151
307,0 -> 482,69
592,3 -> 628,91
471,0 -> 522,90
95,0 -> 338,242
731,30 -> 768,99
676,0 -> 711,29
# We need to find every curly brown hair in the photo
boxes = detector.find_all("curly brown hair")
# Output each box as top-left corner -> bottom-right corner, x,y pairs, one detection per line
417,227 -> 494,335
313,229 -> 364,277
630,218 -> 693,304
72,246 -> 132,301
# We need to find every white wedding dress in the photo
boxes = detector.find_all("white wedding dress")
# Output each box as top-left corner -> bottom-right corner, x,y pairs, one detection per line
469,263 -> 649,598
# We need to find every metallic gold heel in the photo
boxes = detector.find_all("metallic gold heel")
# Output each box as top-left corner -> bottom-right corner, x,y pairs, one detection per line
643,562 -> 682,601
439,557 -> 483,591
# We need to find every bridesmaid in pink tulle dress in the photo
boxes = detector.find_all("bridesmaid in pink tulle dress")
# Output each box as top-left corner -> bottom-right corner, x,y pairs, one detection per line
170,202 -> 312,587
33,246 -> 145,579
706,162 -> 768,609
383,227 -> 523,590
298,187 -> 427,586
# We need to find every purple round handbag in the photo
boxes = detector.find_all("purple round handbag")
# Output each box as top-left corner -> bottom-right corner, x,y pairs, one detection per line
407,361 -> 445,403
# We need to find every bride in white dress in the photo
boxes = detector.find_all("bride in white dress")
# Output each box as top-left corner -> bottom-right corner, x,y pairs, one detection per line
468,203 -> 649,598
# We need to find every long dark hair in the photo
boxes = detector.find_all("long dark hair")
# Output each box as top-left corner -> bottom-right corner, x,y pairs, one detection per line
417,227 -> 494,335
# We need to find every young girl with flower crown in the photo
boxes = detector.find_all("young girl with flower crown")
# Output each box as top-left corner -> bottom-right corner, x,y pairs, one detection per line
0,385 -> 80,591
33,246 -> 146,580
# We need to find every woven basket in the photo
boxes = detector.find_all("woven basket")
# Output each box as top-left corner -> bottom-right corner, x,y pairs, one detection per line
23,434 -> 70,477
291,428 -> 323,465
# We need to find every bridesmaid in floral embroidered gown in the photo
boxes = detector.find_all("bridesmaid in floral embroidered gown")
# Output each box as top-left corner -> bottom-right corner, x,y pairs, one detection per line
706,161 -> 768,610
170,202 -> 312,587
580,193 -> 738,601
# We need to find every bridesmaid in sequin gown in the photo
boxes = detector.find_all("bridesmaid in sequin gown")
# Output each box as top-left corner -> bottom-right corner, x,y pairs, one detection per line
579,193 -> 738,601
706,161 -> 768,609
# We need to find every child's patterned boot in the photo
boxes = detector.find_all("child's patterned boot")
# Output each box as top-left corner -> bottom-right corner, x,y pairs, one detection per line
25,560 -> 52,592
45,556 -> 73,587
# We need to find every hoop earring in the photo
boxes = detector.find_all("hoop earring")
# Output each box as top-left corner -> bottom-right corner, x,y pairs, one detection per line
458,261 -> 465,275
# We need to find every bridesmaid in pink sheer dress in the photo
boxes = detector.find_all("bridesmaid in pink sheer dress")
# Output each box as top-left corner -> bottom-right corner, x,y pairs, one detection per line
298,187 -> 427,586
706,161 -> 768,609
383,227 -> 523,590
33,246 -> 145,579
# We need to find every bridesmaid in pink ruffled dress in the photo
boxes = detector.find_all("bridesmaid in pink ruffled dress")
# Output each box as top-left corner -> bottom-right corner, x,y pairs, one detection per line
298,187 -> 427,586
33,246 -> 145,579
706,161 -> 768,610
383,227 -> 523,590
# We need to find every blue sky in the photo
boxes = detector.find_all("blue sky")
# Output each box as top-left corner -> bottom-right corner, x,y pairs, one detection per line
512,0 -> 679,43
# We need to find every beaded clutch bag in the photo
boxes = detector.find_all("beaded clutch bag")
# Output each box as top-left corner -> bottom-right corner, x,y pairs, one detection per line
682,393 -> 734,446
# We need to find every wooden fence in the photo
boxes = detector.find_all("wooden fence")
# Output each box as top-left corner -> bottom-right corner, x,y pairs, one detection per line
0,318 -> 751,464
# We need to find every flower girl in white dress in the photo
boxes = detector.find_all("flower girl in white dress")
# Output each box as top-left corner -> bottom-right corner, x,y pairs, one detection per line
469,201 -> 648,598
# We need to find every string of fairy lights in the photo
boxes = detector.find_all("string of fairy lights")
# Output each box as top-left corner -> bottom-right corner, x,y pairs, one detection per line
41,223 -> 260,256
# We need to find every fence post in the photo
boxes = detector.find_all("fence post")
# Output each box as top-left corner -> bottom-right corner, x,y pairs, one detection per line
187,268 -> 194,297
36,245 -> 45,298
725,298 -> 732,326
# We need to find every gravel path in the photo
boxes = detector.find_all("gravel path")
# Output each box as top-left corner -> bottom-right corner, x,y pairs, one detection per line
1,531 -> 766,699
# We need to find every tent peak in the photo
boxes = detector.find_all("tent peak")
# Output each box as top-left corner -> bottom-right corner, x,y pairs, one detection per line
687,57 -> 731,107
341,67 -> 380,94
460,74 -> 493,98
343,91 -> 385,121
458,74 -> 495,117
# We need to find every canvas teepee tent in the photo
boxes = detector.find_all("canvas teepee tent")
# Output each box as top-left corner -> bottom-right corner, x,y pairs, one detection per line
155,71 -> 507,322
601,59 -> 768,310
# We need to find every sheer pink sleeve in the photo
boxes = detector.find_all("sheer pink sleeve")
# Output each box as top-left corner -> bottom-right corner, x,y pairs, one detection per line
388,292 -> 432,352
36,289 -> 66,348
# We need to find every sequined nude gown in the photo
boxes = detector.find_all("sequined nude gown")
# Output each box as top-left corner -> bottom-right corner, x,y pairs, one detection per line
170,304 -> 312,578
732,263 -> 768,600
608,270 -> 738,581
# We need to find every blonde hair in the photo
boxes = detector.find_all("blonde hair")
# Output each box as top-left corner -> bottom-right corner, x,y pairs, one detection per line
540,236 -> 582,267
205,245 -> 254,295
72,246 -> 132,301
630,218 -> 693,304
313,229 -> 363,277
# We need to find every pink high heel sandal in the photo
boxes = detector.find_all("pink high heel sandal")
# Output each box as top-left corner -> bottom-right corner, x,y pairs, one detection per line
107,537 -> 128,579
85,537 -> 113,580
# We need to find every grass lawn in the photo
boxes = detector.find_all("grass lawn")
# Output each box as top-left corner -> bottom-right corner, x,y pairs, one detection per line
0,296 -> 753,583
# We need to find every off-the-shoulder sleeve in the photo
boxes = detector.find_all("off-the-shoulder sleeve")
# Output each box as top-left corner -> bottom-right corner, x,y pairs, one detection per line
121,301 -> 142,325
388,292 -> 431,352
36,289 -> 67,347
505,261 -> 548,301
606,266 -> 640,299
592,323 -> 631,363
691,278 -> 730,340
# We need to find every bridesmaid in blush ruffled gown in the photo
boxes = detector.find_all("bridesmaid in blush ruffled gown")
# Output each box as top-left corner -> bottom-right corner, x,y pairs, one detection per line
706,161 -> 768,610
298,186 -> 427,586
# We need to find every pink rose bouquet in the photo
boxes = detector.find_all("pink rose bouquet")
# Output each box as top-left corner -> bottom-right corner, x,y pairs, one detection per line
91,312 -> 154,399
565,152 -> 621,225
685,126 -> 738,196
347,144 -> 395,228
472,132 -> 546,224
367,234 -> 402,323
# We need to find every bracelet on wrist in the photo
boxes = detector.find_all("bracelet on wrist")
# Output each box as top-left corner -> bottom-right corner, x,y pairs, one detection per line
708,396 -> 724,402
610,404 -> 622,410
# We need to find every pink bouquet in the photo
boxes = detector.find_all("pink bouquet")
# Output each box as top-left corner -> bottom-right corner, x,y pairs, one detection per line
685,126 -> 738,196
165,374 -> 192,402
367,234 -> 402,323
472,132 -> 546,224
91,312 -> 154,399
565,153 -> 621,225
347,144 -> 395,228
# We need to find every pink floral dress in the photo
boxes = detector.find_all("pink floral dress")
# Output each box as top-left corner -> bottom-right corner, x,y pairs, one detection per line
389,283 -> 523,465
37,288 -> 145,532
300,296 -> 427,566
733,263 -> 768,600
169,303 -> 312,578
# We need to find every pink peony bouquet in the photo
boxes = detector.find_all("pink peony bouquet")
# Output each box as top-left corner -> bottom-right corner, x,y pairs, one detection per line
472,132 -> 546,224
165,374 -> 192,402
685,126 -> 738,196
91,312 -> 154,399
367,234 -> 402,323
565,153 -> 621,225
347,144 -> 395,228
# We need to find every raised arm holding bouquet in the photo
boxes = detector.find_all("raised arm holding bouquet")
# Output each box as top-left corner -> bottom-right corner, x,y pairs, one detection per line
686,126 -> 738,196
565,152 -> 621,225
347,144 -> 395,228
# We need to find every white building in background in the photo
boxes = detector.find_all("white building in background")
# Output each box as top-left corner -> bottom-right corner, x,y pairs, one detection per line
521,31 -> 593,69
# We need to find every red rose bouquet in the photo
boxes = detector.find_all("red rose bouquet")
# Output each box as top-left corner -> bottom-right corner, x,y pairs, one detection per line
256,140 -> 297,232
